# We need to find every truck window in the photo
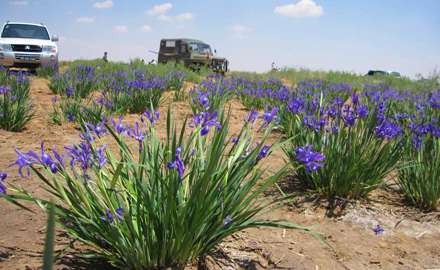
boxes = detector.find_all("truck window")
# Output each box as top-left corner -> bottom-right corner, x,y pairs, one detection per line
165,40 -> 176,47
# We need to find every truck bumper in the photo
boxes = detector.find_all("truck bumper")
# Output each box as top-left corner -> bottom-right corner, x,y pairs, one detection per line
0,51 -> 58,69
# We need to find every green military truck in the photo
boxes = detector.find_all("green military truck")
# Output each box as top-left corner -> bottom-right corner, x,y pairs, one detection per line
157,38 -> 229,73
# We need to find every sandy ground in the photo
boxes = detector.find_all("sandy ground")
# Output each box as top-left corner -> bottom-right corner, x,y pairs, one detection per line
0,78 -> 439,270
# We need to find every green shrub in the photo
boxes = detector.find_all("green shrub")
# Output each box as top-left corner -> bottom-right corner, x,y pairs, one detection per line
282,93 -> 404,199
398,136 -> 440,210
3,109 -> 312,269
0,70 -> 33,131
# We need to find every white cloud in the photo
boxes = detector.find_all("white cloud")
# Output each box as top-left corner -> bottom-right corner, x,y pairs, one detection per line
113,25 -> 128,33
76,17 -> 95,23
140,25 -> 152,32
231,24 -> 252,39
93,0 -> 113,9
175,12 -> 193,21
9,0 -> 28,5
158,12 -> 193,23
274,0 -> 323,18
147,3 -> 173,16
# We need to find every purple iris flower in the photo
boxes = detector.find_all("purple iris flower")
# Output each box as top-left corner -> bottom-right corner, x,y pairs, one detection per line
198,92 -> 210,109
343,110 -> 356,127
193,112 -> 222,136
12,143 -> 60,176
429,92 -> 440,109
412,135 -> 423,149
333,96 -> 344,106
326,106 -> 338,118
0,172 -> 7,194
246,110 -> 259,124
223,215 -> 233,226
302,116 -> 325,132
12,149 -> 35,177
96,145 -> 107,169
373,224 -> 384,235
287,97 -> 304,114
111,116 -> 127,135
52,148 -> 65,169
66,85 -> 74,97
143,110 -> 160,126
65,141 -> 94,175
375,120 -> 402,140
356,105 -> 369,119
167,147 -> 185,179
129,122 -> 145,142
116,207 -> 123,221
351,92 -> 359,106
376,102 -> 386,122
263,107 -> 279,125
95,96 -> 105,106
66,112 -> 76,122
431,125 -> 440,138
80,129 -> 95,143
257,145 -> 270,160
128,122 -> 146,151
39,143 -> 59,173
394,113 -> 409,121
0,86 -> 11,95
86,122 -> 107,138
295,145 -> 326,173
38,143 -> 51,165
101,208 -> 114,223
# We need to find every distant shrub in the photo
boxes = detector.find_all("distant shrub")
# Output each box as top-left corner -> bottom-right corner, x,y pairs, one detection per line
189,75 -> 233,114
233,67 -> 440,92
49,65 -> 97,98
36,62 -> 59,78
102,73 -> 166,113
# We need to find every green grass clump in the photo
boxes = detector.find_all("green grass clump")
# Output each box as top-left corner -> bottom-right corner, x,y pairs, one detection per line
3,109 -> 312,269
399,136 -> 440,210
0,69 -> 33,131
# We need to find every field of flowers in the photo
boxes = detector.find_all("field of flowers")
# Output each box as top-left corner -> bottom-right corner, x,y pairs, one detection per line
0,60 -> 439,269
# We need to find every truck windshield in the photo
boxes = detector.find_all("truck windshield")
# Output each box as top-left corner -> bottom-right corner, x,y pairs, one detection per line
189,43 -> 212,54
1,24 -> 50,40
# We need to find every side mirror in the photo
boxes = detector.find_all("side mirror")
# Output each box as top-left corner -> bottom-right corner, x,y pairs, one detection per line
214,49 -> 217,54
51,35 -> 59,42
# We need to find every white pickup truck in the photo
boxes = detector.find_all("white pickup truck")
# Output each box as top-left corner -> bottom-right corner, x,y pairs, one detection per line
0,22 -> 59,71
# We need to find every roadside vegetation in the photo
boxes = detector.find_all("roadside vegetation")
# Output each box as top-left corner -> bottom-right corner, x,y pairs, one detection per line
232,67 -> 440,92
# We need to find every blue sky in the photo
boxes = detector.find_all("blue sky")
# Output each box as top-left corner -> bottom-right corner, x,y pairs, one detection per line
2,0 -> 440,77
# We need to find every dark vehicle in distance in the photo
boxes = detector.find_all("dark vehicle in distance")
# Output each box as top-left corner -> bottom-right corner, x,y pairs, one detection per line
367,70 -> 401,77
158,38 -> 228,73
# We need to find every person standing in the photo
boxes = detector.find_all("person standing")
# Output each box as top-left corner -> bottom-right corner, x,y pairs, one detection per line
102,52 -> 108,62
